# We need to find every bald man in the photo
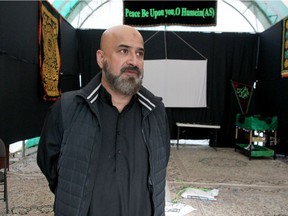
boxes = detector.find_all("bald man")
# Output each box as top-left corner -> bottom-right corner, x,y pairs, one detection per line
37,25 -> 170,216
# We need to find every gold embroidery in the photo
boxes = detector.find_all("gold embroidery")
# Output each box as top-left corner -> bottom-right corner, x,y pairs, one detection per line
40,4 -> 61,99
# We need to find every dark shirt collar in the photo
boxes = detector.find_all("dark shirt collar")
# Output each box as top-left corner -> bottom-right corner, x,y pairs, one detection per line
99,86 -> 137,112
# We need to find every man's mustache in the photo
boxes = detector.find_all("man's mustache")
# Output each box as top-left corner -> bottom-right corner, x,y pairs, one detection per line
121,66 -> 141,76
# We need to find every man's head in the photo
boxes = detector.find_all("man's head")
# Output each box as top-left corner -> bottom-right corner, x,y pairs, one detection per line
96,25 -> 145,96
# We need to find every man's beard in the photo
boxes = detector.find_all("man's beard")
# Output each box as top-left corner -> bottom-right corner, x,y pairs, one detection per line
102,61 -> 143,95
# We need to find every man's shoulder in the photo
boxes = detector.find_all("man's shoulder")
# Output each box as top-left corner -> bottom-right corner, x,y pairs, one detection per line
57,90 -> 88,114
138,86 -> 164,108
60,90 -> 80,103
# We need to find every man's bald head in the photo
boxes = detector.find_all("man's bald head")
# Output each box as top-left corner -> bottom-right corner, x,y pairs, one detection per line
99,25 -> 144,51
96,25 -> 145,97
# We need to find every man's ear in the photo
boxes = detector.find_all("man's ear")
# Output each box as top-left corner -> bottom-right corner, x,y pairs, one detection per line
96,50 -> 104,69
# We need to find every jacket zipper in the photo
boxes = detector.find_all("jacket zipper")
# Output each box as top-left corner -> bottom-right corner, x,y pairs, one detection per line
141,113 -> 156,215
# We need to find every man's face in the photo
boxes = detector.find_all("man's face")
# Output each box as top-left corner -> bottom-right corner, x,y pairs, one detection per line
102,59 -> 143,95
97,26 -> 145,95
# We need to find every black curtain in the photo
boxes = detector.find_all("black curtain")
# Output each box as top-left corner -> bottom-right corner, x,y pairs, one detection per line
59,19 -> 80,92
77,29 -> 104,87
256,20 -> 288,154
0,1 -> 79,144
77,30 -> 258,147
0,1 -> 49,144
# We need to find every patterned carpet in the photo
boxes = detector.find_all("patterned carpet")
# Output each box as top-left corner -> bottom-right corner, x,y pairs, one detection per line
167,145 -> 288,216
1,145 -> 288,215
3,149 -> 54,216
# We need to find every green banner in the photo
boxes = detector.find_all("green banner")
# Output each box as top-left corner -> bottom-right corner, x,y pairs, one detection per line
231,80 -> 253,114
123,1 -> 217,27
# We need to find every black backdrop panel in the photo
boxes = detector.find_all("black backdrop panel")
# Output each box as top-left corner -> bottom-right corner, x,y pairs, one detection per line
0,1 -> 79,144
142,31 -> 166,59
59,19 -> 80,92
0,1 -> 38,64
0,55 -> 53,144
257,21 -> 282,80
165,32 -> 212,60
77,29 -> 104,87
256,21 -> 288,153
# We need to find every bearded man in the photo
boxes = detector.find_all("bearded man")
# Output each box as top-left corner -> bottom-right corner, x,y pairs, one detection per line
37,25 -> 170,216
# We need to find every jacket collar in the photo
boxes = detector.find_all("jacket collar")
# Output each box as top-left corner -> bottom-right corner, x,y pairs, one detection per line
136,91 -> 156,111
79,72 -> 161,112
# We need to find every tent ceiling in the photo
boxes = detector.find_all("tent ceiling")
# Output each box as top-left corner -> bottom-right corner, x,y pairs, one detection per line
48,0 -> 288,32
236,0 -> 288,30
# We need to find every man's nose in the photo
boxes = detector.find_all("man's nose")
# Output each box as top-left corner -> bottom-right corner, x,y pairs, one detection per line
127,53 -> 139,66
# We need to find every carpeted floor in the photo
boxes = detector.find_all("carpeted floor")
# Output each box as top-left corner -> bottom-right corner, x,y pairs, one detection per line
3,148 -> 54,216
167,145 -> 288,216
1,145 -> 288,215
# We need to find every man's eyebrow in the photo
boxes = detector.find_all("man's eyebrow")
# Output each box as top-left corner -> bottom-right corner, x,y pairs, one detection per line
118,44 -> 145,52
138,47 -> 145,53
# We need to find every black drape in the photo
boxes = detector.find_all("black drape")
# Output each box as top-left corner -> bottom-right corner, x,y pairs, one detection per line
59,18 -> 80,92
0,1 -> 79,144
256,20 -> 288,154
77,29 -> 104,87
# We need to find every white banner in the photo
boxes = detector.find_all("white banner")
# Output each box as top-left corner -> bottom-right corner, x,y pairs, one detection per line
143,59 -> 207,108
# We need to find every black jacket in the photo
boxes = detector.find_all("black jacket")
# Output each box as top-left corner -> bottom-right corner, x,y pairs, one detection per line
37,73 -> 171,216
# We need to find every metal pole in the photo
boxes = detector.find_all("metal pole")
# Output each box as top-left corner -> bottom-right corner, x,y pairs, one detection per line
22,140 -> 25,157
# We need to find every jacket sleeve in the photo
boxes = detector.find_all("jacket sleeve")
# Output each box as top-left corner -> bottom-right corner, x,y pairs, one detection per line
164,110 -> 171,166
37,99 -> 63,193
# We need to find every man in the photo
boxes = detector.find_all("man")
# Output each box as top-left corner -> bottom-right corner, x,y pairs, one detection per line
37,25 -> 170,216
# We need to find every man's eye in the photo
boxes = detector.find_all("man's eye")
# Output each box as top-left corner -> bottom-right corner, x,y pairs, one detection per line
120,49 -> 128,54
137,51 -> 144,57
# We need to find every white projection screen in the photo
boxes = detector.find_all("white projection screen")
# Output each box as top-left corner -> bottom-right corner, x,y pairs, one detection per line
143,59 -> 207,108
